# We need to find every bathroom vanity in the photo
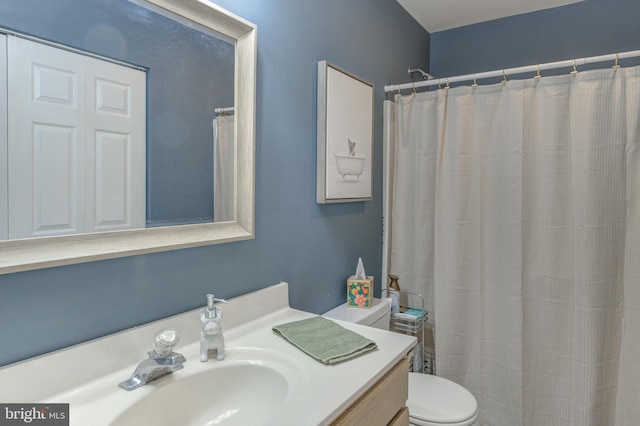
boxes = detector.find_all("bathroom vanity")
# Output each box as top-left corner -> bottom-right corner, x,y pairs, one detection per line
0,283 -> 416,425
332,357 -> 410,425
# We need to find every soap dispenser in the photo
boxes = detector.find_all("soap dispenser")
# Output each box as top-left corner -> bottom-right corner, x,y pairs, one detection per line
199,294 -> 228,362
388,274 -> 401,314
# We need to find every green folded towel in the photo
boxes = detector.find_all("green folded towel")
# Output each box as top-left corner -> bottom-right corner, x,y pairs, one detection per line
272,316 -> 377,365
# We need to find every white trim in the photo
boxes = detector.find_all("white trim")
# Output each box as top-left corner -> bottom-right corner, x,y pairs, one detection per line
381,101 -> 396,288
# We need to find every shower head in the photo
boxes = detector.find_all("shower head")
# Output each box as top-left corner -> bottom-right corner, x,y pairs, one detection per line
408,67 -> 434,80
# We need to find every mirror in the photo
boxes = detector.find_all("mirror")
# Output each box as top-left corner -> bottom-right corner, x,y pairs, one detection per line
0,0 -> 256,274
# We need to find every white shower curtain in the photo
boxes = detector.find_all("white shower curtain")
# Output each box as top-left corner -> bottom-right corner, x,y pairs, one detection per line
213,114 -> 234,222
389,66 -> 640,425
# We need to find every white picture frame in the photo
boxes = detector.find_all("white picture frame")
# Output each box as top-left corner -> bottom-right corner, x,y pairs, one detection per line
317,60 -> 374,203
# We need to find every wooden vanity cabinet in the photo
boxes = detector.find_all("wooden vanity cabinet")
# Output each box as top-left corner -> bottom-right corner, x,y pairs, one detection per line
332,357 -> 409,426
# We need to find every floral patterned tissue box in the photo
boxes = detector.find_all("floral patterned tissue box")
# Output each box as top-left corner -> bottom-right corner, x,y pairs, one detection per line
347,276 -> 374,309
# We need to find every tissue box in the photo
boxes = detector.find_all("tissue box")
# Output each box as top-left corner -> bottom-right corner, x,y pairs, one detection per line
347,276 -> 374,309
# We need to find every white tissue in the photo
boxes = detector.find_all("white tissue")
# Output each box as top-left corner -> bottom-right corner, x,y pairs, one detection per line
355,257 -> 367,279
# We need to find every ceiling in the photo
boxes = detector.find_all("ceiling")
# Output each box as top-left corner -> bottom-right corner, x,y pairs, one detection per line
397,0 -> 583,33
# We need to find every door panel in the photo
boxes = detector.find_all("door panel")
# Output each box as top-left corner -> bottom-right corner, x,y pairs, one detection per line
33,63 -> 78,107
1,35 -> 7,240
5,35 -> 145,239
93,131 -> 129,228
7,36 -> 85,239
32,123 -> 82,236
86,59 -> 146,232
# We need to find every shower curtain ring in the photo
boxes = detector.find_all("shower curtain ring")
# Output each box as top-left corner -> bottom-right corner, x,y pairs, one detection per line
472,74 -> 478,88
412,80 -> 417,95
502,69 -> 508,84
571,60 -> 578,76
438,79 -> 442,90
613,53 -> 620,70
535,65 -> 541,80
445,78 -> 450,89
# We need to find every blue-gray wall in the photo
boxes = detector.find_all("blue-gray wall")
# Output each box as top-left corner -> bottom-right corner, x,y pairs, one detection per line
0,1 -> 429,366
430,0 -> 640,79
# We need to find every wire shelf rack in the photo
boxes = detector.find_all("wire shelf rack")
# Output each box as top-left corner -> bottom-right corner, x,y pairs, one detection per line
383,288 -> 429,373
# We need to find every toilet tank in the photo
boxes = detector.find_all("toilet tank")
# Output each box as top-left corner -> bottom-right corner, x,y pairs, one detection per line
324,298 -> 391,330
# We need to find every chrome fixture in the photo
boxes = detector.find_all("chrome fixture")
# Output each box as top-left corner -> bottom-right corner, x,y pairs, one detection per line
408,67 -> 434,80
118,328 -> 186,391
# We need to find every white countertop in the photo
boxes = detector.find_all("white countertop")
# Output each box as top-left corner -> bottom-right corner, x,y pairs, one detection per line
0,282 -> 416,425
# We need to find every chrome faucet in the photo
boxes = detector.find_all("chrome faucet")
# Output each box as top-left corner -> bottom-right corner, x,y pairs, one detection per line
118,328 -> 186,391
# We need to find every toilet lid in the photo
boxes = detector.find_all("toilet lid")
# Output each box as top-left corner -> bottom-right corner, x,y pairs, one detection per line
407,373 -> 478,424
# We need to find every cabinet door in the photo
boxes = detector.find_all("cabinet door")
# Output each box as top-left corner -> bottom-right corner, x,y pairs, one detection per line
7,36 -> 86,239
85,58 -> 145,232
332,358 -> 409,426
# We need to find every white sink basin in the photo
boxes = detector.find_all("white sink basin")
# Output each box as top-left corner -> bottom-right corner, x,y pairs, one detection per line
66,347 -> 309,426
112,353 -> 292,425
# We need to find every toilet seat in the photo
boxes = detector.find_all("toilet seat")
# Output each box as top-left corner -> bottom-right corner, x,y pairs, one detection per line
323,300 -> 478,425
407,373 -> 478,426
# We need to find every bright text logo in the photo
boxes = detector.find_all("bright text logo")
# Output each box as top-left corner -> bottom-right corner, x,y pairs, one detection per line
0,404 -> 68,425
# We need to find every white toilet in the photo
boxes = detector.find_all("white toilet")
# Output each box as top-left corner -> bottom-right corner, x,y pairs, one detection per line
324,298 -> 478,426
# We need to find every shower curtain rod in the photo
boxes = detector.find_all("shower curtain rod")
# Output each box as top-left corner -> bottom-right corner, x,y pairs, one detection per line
214,107 -> 234,115
384,49 -> 640,93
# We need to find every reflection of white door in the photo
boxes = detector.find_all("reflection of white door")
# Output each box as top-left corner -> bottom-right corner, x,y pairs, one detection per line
0,35 -> 8,240
6,36 -> 145,239
85,58 -> 145,233
213,115 -> 234,222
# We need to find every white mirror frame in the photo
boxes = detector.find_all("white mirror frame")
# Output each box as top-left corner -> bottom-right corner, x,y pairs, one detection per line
0,0 -> 256,274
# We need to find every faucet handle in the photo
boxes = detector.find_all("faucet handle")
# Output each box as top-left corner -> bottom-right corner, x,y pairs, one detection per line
153,328 -> 180,357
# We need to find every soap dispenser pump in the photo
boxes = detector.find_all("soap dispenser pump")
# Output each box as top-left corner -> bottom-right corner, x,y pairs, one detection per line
200,294 -> 227,362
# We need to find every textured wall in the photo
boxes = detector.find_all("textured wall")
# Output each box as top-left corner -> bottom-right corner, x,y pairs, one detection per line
0,0 -> 429,366
430,0 -> 640,79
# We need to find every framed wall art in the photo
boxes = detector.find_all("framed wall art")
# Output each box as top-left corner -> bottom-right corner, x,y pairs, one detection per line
316,60 -> 374,203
